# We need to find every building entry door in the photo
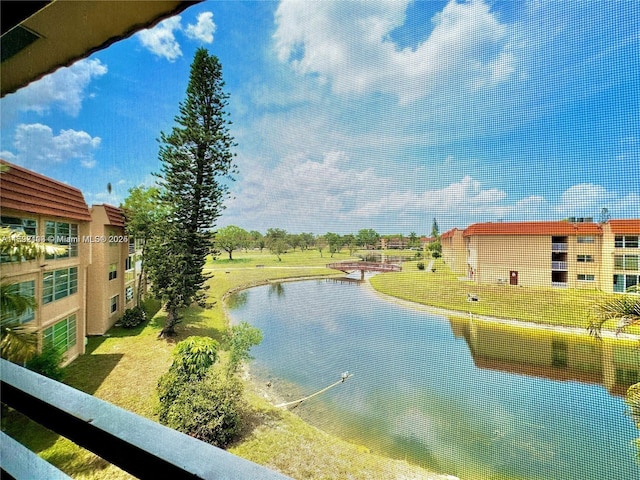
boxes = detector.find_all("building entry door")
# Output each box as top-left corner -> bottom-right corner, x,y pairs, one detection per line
510,271 -> 518,285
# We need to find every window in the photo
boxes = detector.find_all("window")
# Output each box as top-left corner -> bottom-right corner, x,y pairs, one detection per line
42,267 -> 78,304
43,314 -> 76,354
109,263 -> 118,280
614,274 -> 640,293
615,255 -> 639,271
125,256 -> 135,282
577,274 -> 595,281
577,255 -> 594,263
0,280 -> 35,325
616,236 -> 639,248
125,286 -> 134,303
577,236 -> 594,244
45,221 -> 78,259
110,295 -> 119,314
0,216 -> 37,262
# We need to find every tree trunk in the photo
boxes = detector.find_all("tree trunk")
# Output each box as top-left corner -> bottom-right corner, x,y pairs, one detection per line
159,305 -> 179,337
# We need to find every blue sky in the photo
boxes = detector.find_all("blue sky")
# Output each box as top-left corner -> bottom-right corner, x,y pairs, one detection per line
1,0 -> 638,235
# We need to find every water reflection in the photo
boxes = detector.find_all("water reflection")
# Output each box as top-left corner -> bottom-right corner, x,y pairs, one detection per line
226,290 -> 248,309
449,316 -> 640,397
268,282 -> 285,298
227,280 -> 640,479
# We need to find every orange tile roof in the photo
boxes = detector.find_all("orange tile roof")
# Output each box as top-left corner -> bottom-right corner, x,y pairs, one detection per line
608,219 -> 640,234
441,228 -> 459,240
97,204 -> 126,227
0,160 -> 91,221
463,221 -> 602,236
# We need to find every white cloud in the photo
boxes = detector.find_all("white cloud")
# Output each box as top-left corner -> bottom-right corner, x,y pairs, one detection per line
224,150 -> 392,232
185,12 -> 216,43
273,0 -> 515,103
137,16 -> 183,62
1,59 -> 107,121
8,123 -> 101,168
223,147 -> 640,234
224,150 -> 534,233
555,183 -> 639,219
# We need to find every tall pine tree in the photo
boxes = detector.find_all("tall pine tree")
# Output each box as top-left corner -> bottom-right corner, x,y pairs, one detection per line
149,48 -> 236,336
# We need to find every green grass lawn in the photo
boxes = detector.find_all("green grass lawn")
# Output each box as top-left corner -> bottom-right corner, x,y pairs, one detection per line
2,249 -> 447,480
3,249 -> 632,479
371,258 -> 635,332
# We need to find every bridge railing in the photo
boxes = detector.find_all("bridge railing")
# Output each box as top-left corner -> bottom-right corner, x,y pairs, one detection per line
0,358 -> 291,480
326,262 -> 402,272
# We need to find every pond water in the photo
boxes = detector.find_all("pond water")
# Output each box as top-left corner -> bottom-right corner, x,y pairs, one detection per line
227,278 -> 640,480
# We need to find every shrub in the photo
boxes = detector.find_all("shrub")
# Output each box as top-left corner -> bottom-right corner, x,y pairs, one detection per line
158,366 -> 245,448
417,262 -> 425,270
26,344 -> 64,381
120,306 -> 146,328
171,336 -> 219,377
225,322 -> 262,374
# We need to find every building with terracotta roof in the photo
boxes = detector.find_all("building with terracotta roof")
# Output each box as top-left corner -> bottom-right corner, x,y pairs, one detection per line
441,228 -> 466,276
1,160 -> 91,362
86,204 -> 137,335
1,160 -> 140,362
440,219 -> 640,293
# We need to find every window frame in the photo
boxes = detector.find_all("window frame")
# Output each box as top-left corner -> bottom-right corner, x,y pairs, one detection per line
42,314 -> 77,354
42,267 -> 78,304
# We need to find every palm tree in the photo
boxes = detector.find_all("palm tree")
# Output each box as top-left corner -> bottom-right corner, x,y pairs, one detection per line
0,283 -> 38,362
588,287 -> 640,339
589,289 -> 640,445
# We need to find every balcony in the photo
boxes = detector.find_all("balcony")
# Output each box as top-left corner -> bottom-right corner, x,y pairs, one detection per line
552,282 -> 568,288
0,358 -> 291,480
551,243 -> 568,252
551,261 -> 568,271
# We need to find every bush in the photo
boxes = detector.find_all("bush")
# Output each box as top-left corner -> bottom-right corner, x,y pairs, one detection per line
158,366 -> 245,448
26,344 -> 64,381
120,306 -> 146,328
171,336 -> 219,377
225,322 -> 262,374
417,262 -> 425,270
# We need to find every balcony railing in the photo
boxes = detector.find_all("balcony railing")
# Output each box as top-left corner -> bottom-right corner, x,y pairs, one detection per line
551,261 -> 568,270
552,281 -> 568,288
0,358 -> 291,480
551,243 -> 568,252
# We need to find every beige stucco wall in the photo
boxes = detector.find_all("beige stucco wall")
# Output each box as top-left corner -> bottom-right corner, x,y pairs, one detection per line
442,230 -> 467,276
465,232 -> 610,290
86,206 -> 132,335
1,208 -> 89,363
466,234 -> 553,287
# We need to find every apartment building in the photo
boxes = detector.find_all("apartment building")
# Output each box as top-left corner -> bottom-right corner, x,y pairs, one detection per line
1,161 -> 91,362
441,219 -> 640,293
1,160 -> 138,362
86,204 -> 137,335
440,228 -> 466,276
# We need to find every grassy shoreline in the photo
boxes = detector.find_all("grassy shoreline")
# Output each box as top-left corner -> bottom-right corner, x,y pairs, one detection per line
2,249 -> 632,479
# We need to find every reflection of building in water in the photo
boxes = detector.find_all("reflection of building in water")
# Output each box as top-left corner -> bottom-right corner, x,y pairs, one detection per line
449,316 -> 640,397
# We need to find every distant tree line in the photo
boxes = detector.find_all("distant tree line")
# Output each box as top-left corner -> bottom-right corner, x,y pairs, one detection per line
212,225 -> 442,261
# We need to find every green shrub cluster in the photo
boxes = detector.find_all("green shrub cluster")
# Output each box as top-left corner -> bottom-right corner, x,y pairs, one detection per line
120,306 -> 147,328
417,262 -> 425,270
26,344 -> 64,381
171,336 -> 219,377
156,328 -> 260,448
157,365 -> 244,447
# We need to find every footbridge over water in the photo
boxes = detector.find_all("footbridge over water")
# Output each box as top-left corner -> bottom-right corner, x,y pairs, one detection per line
327,261 -> 402,279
